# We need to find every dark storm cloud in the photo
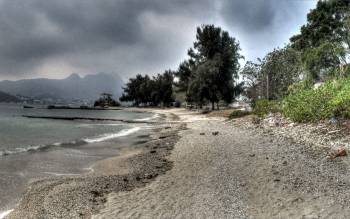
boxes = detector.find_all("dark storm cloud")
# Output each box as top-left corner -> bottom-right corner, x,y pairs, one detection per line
222,0 -> 277,32
221,0 -> 316,61
0,0 -> 315,80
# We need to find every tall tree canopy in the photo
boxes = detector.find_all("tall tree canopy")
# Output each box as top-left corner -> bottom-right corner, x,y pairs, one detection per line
290,0 -> 350,80
241,47 -> 302,101
176,24 -> 242,109
120,71 -> 174,106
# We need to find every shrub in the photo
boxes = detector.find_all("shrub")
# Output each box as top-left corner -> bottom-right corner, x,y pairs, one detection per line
253,99 -> 280,117
329,81 -> 350,118
228,110 -> 250,119
283,78 -> 350,122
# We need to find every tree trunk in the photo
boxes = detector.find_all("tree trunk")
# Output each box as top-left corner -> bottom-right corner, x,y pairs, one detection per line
266,73 -> 269,100
211,101 -> 215,110
217,102 -> 219,110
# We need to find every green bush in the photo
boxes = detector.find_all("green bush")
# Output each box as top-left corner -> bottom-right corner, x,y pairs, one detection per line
283,78 -> 350,122
228,110 -> 250,119
253,99 -> 280,117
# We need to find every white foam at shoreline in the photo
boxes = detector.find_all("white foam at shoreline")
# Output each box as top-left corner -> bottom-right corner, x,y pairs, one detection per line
83,127 -> 141,143
0,126 -> 144,157
0,209 -> 13,219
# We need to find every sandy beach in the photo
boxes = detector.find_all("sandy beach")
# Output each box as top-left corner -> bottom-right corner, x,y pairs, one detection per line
7,108 -> 350,218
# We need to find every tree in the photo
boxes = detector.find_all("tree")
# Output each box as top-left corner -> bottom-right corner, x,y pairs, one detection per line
241,47 -> 302,101
182,24 -> 242,110
290,0 -> 350,80
153,70 -> 174,107
120,74 -> 153,106
290,0 -> 350,51
94,93 -> 120,107
174,60 -> 193,92
303,41 -> 347,80
120,71 -> 174,107
241,61 -> 263,101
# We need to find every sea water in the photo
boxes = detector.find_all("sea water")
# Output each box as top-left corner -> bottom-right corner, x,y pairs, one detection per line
0,103 -> 156,214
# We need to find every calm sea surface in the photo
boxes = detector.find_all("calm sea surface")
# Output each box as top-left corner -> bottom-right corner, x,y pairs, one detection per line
0,104 -> 156,213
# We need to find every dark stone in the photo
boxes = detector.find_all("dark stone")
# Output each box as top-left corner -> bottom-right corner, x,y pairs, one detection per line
90,190 -> 102,197
150,150 -> 156,154
212,131 -> 219,136
145,174 -> 153,179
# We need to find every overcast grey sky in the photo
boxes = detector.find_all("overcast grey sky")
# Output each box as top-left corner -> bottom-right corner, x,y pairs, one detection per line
0,0 -> 316,80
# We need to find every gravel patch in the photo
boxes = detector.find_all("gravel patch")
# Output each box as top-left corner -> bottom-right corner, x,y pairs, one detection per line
95,109 -> 350,219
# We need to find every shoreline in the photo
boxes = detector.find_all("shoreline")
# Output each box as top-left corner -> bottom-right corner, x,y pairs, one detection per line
7,109 -> 185,218
8,108 -> 350,218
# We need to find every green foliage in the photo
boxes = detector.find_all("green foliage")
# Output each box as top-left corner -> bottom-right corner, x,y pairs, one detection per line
283,78 -> 350,122
253,99 -> 280,117
177,24 -> 243,109
241,47 -> 302,102
290,0 -> 350,80
94,93 -> 120,107
228,110 -> 250,119
290,0 -> 349,51
120,71 -> 174,106
302,42 -> 346,80
287,79 -> 313,95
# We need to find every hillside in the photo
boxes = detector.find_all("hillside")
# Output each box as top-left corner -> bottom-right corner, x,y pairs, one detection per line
0,90 -> 20,102
0,73 -> 123,102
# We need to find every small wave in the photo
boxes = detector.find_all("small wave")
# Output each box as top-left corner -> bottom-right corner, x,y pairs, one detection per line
134,114 -> 159,121
0,140 -> 86,157
0,127 -> 142,156
77,123 -> 123,128
83,127 -> 141,143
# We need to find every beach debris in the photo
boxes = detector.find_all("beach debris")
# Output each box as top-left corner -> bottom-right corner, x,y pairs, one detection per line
239,182 -> 247,187
200,132 -> 205,135
251,116 -> 261,124
145,173 -> 158,179
150,150 -> 157,154
145,174 -> 153,179
329,147 -> 347,159
212,131 -> 219,136
249,153 -> 255,157
329,117 -> 339,125
90,190 -> 103,197
327,130 -> 341,135
282,161 -> 288,166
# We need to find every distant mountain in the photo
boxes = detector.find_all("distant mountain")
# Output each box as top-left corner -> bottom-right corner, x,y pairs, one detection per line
0,90 -> 20,102
0,73 -> 123,102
